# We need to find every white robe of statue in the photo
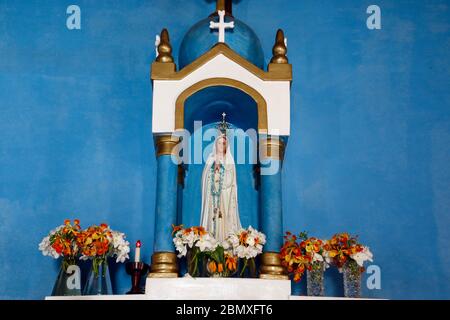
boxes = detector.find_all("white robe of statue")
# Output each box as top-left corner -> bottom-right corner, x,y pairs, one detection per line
200,134 -> 241,242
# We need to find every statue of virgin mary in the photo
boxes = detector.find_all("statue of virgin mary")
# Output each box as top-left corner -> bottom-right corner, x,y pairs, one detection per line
200,116 -> 241,242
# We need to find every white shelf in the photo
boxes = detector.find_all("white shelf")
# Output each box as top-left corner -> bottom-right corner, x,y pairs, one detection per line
45,277 -> 383,300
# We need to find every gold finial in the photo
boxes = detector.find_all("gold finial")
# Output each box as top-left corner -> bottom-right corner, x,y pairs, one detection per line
270,29 -> 288,64
211,0 -> 233,17
156,28 -> 174,63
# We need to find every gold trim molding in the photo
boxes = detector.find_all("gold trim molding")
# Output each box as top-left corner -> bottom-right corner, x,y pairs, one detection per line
148,252 -> 179,278
259,252 -> 288,280
152,43 -> 292,81
259,137 -> 285,161
155,135 -> 180,157
175,77 -> 268,134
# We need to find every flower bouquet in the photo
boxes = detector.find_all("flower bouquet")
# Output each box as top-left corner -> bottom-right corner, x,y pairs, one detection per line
77,223 -> 130,295
301,236 -> 328,296
280,231 -> 330,296
39,219 -> 82,296
280,231 -> 312,283
172,225 -> 218,277
225,226 -> 266,277
324,232 -> 373,297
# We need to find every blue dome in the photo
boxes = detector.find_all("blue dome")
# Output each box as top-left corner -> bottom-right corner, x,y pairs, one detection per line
179,17 -> 265,70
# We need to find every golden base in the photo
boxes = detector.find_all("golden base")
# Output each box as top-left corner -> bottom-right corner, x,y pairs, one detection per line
148,252 -> 179,278
147,272 -> 178,279
259,273 -> 289,280
259,252 -> 288,280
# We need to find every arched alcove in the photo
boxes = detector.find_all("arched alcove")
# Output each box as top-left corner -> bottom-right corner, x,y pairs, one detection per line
175,78 -> 268,134
183,85 -> 258,133
177,85 -> 260,230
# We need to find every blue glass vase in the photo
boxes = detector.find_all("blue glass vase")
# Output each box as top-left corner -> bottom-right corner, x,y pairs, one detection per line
83,259 -> 113,295
51,259 -> 81,296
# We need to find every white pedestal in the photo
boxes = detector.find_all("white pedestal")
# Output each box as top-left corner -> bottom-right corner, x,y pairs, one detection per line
145,277 -> 291,300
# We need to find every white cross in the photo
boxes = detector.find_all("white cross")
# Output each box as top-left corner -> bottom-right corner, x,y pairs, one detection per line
222,112 -> 226,122
210,10 -> 234,43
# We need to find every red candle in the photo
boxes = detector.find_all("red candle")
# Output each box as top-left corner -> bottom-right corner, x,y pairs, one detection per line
135,240 -> 141,262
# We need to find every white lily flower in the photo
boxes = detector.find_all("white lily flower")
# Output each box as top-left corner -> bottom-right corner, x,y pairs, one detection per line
351,246 -> 373,267
313,252 -> 324,262
246,236 -> 255,247
110,230 -> 130,263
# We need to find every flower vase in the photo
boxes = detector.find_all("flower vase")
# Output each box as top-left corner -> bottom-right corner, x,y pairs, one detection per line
239,258 -> 257,278
83,259 -> 113,295
306,261 -> 325,297
343,260 -> 362,298
186,248 -> 202,277
51,259 -> 81,296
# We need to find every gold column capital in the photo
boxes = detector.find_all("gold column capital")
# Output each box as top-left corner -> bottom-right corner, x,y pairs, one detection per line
259,252 -> 289,280
155,135 -> 180,157
259,137 -> 285,161
148,252 -> 179,278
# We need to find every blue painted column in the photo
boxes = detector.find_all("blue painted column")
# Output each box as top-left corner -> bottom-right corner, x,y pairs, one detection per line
149,135 -> 180,278
154,155 -> 178,252
260,159 -> 283,252
259,136 -> 288,279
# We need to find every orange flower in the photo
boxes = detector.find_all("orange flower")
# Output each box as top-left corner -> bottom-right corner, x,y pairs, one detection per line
76,224 -> 113,258
217,263 -> 224,273
192,226 -> 207,236
239,231 -> 248,245
225,256 -> 237,271
172,224 -> 183,235
208,261 -> 217,273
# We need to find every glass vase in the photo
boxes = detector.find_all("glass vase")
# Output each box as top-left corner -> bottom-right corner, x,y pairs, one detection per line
343,260 -> 362,298
306,261 -> 325,297
238,258 -> 257,278
186,248 -> 202,277
83,259 -> 113,295
51,258 -> 81,296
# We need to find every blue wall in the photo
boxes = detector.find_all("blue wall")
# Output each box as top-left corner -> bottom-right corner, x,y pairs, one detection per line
0,0 -> 449,299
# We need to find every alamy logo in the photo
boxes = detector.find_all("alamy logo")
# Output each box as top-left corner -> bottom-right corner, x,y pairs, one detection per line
66,5 -> 81,30
366,265 -> 382,290
367,5 -> 382,30
65,265 -> 81,290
